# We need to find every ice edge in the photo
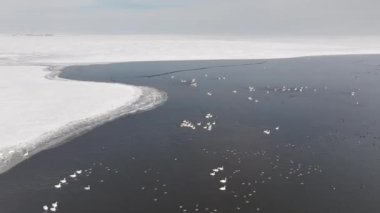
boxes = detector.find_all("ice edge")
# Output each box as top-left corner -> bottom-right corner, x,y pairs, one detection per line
0,65 -> 168,174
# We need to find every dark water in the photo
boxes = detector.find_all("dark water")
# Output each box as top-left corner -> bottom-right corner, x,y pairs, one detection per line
1,55 -> 380,213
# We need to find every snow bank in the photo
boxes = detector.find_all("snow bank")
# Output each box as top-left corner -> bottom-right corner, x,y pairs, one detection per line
1,34 -> 380,174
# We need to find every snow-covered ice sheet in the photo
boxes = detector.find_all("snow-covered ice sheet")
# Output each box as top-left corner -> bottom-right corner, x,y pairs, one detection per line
1,34 -> 380,174
0,65 -> 166,173
2,35 -> 380,65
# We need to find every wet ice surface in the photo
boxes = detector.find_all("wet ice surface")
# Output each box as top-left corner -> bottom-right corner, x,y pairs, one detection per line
1,55 -> 380,213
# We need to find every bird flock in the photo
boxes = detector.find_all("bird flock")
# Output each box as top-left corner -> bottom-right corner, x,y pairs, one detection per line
168,70 -> 359,212
32,63 -> 366,213
180,113 -> 217,132
42,161 -> 123,212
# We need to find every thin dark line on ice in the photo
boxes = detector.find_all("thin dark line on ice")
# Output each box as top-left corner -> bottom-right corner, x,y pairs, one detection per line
137,61 -> 267,78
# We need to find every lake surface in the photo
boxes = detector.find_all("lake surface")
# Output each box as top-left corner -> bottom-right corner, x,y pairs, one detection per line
1,55 -> 380,213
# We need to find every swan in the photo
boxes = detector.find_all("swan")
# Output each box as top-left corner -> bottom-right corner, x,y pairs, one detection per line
43,205 -> 48,211
52,202 -> 58,208
275,126 -> 280,130
263,130 -> 271,135
70,173 -> 77,178
54,183 -> 61,189
220,178 -> 227,184
218,166 -> 224,171
219,186 -> 226,191
76,170 -> 82,174
60,178 -> 67,184
210,172 -> 216,176
84,185 -> 91,191
50,202 -> 58,211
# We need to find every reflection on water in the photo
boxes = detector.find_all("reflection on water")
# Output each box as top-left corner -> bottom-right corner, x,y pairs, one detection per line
1,55 -> 380,213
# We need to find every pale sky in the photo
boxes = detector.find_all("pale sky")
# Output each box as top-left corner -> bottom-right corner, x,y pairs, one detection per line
1,0 -> 379,35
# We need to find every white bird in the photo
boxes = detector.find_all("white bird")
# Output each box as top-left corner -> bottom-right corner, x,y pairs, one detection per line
212,168 -> 219,172
84,185 -> 91,191
23,152 -> 29,157
220,178 -> 227,184
218,166 -> 224,171
219,186 -> 226,191
248,97 -> 253,101
233,90 -> 237,94
52,202 -> 58,208
54,183 -> 61,189
50,207 -> 56,212
76,170 -> 82,174
263,130 -> 271,135
43,205 -> 48,211
275,126 -> 280,131
60,178 -> 67,184
70,173 -> 77,178
210,172 -> 216,176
